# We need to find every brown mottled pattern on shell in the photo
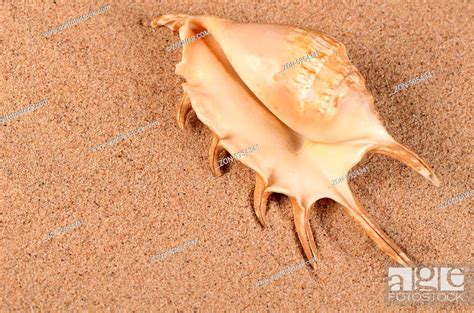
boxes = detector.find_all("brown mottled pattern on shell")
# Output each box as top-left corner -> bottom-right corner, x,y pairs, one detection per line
289,28 -> 366,115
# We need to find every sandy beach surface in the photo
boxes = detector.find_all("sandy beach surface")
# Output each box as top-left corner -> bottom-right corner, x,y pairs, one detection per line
1,0 -> 472,311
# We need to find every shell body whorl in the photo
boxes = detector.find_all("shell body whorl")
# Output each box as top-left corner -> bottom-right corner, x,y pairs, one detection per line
182,16 -> 374,143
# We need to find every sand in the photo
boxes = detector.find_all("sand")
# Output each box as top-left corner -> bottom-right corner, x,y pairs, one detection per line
1,0 -> 473,311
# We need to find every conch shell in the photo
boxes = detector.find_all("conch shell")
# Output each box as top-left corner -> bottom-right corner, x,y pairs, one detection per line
152,14 -> 440,268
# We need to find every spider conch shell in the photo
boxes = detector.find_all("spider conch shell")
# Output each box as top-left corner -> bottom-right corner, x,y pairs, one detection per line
152,14 -> 440,268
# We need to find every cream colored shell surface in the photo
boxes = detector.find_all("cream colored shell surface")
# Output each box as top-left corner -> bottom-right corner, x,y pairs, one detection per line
152,14 -> 440,269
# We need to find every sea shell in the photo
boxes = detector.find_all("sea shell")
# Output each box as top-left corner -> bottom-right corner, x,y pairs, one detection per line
152,14 -> 440,268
